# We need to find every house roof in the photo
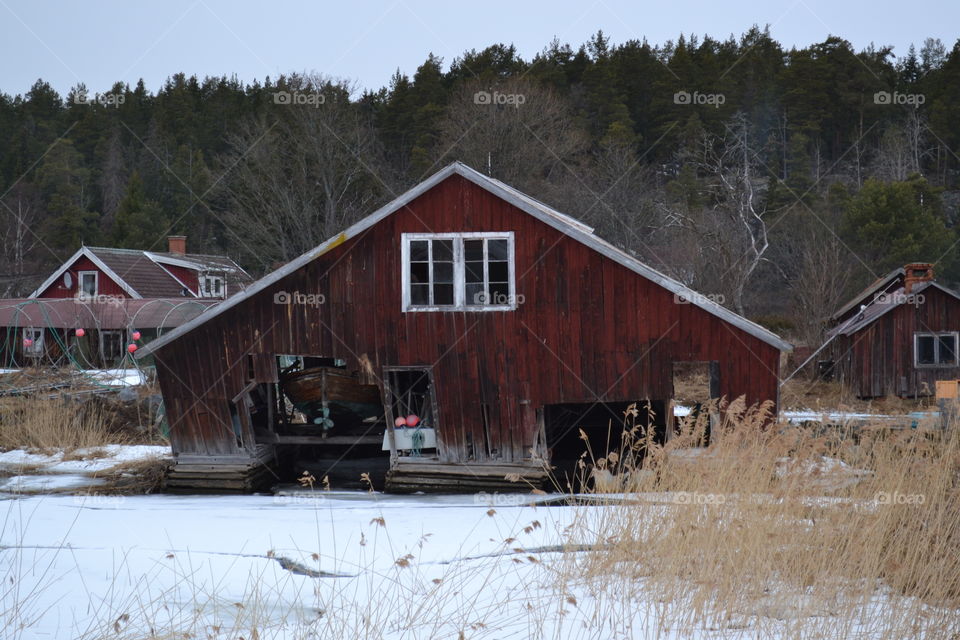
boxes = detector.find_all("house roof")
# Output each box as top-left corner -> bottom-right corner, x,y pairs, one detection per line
137,162 -> 793,358
29,246 -> 252,299
827,280 -> 960,337
830,267 -> 905,323
0,298 -> 220,330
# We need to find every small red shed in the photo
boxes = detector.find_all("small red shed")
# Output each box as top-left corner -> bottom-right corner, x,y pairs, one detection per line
826,263 -> 960,398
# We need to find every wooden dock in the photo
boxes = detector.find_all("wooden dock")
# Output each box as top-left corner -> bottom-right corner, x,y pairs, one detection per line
385,459 -> 550,493
164,449 -> 277,493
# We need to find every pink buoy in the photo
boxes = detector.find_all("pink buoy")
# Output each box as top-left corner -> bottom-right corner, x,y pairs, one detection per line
131,331 -> 141,341
394,416 -> 408,427
406,414 -> 420,427
75,328 -> 85,337
23,338 -> 32,348
127,343 -> 138,353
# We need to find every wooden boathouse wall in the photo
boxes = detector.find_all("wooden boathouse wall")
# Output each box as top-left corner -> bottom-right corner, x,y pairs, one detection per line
152,173 -> 783,464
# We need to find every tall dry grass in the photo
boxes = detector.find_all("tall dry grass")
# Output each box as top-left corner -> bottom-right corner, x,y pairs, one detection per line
564,397 -> 960,636
0,396 -> 122,453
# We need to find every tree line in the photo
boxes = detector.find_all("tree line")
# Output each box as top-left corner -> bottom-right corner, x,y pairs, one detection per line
2,26 -> 960,345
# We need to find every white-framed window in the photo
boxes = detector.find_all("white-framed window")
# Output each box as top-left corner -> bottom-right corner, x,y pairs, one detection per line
78,271 -> 98,298
22,328 -> 43,356
200,275 -> 225,298
401,232 -> 516,311
914,332 -> 959,368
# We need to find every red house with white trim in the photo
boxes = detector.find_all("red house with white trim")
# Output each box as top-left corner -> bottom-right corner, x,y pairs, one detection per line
0,237 -> 252,367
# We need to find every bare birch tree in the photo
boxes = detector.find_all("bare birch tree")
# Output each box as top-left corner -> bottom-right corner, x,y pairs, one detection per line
668,112 -> 770,314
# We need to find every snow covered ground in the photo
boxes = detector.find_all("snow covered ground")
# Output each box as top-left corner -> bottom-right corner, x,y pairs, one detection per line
0,445 -> 170,494
82,368 -> 147,387
1,492 -> 597,639
1,488 -> 928,640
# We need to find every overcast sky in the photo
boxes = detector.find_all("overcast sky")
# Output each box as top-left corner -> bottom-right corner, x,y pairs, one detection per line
1,0 -> 957,97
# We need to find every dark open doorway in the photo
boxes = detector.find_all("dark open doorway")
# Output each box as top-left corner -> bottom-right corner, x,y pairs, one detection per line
672,361 -> 720,443
543,399 -> 667,492
382,367 -> 440,461
263,354 -> 389,489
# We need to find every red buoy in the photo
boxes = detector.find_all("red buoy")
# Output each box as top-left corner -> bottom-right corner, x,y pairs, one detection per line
394,416 -> 408,427
131,331 -> 141,341
75,328 -> 85,338
127,343 -> 138,353
406,414 -> 420,427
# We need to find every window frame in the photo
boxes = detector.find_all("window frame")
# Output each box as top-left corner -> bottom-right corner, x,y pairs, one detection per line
78,271 -> 98,298
22,328 -> 44,356
99,329 -> 125,364
914,331 -> 959,368
401,232 -> 516,312
200,274 -> 226,298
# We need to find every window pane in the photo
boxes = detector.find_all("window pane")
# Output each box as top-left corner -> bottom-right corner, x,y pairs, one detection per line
464,239 -> 484,262
410,241 -> 429,261
939,335 -> 957,364
917,335 -> 936,364
409,262 -> 429,283
466,261 -> 484,284
410,284 -> 430,306
433,239 -> 453,262
488,261 -> 508,282
465,283 -> 485,306
489,282 -> 509,305
434,261 -> 453,283
433,283 -> 454,305
488,239 -> 508,261
82,274 -> 96,295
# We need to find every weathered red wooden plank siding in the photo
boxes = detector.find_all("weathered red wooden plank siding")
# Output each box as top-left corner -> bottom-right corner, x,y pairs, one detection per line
830,285 -> 960,398
153,174 -> 782,460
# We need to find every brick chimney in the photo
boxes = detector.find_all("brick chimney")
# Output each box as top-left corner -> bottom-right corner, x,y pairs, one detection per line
904,262 -> 934,293
167,235 -> 186,255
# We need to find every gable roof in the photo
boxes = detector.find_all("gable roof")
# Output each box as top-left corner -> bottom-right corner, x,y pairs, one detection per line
830,267 -> 905,323
137,162 -> 792,358
827,280 -> 960,337
30,246 -> 252,299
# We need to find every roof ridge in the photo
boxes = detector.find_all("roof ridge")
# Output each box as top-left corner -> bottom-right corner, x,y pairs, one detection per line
137,161 -> 792,358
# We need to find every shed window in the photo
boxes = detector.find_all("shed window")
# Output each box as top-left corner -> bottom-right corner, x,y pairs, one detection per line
402,233 -> 516,311
915,332 -> 958,367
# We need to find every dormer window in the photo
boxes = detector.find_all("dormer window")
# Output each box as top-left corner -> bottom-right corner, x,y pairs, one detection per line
78,271 -> 98,298
401,232 -> 516,311
200,275 -> 225,298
